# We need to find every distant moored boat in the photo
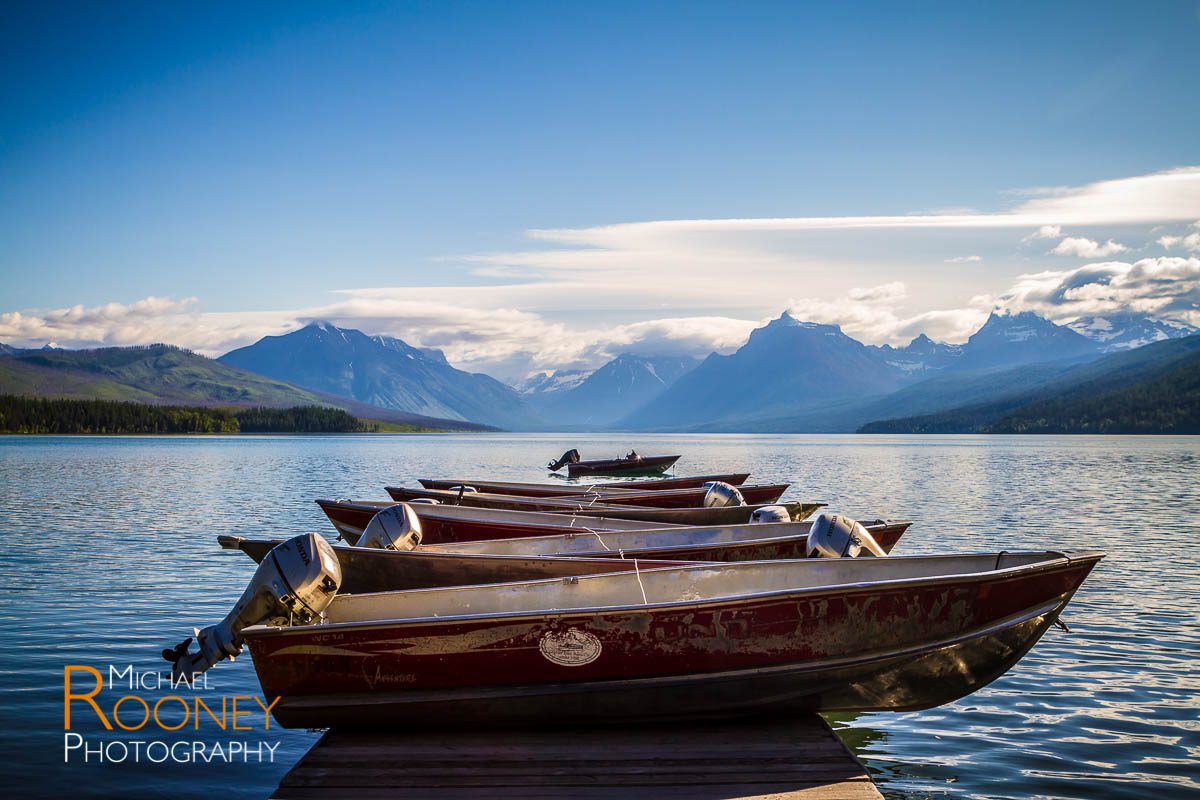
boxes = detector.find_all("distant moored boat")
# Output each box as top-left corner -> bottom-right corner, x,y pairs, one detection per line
548,448 -> 682,477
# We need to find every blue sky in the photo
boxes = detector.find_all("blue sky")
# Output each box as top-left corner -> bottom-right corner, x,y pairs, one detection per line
2,1 -> 1199,380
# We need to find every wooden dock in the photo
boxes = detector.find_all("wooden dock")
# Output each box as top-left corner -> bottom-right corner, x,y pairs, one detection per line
271,716 -> 882,799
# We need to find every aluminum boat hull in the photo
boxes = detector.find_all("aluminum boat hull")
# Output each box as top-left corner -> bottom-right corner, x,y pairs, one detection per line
243,551 -> 1102,728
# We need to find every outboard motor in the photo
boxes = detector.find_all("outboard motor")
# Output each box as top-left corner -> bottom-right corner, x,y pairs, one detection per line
163,533 -> 341,679
806,513 -> 888,558
408,498 -> 440,505
548,449 -> 582,471
703,481 -> 745,508
358,503 -> 423,551
751,505 -> 791,523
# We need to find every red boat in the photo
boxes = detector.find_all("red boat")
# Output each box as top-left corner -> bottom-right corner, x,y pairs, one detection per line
316,499 -> 681,544
418,473 -> 753,497
391,483 -> 788,508
241,549 -> 1103,728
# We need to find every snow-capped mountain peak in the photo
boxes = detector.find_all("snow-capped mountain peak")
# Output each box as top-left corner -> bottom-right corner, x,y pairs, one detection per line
1068,313 -> 1198,352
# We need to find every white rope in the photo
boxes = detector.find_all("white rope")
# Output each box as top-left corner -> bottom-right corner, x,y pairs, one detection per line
633,558 -> 648,604
577,528 -> 611,551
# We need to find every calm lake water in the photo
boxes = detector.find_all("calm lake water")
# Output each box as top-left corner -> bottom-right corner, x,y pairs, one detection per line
1,433 -> 1197,799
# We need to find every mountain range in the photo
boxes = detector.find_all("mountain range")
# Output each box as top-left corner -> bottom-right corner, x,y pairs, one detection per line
0,344 -> 488,431
2,309 -> 1195,433
219,322 -> 540,429
1067,313 -> 1197,352
616,310 -> 1155,431
859,333 -> 1200,434
523,354 -> 698,427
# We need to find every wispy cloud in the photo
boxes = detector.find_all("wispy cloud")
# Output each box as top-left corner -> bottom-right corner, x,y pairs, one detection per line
945,255 -> 982,263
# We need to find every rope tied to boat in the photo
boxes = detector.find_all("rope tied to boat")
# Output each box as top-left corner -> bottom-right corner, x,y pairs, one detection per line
633,558 -> 648,604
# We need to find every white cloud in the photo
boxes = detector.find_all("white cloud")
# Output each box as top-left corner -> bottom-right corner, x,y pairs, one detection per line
786,282 -> 988,345
1050,236 -> 1129,258
944,255 -> 983,263
848,282 -> 908,303
1022,224 -> 1062,241
1158,220 -> 1200,253
987,257 -> 1200,328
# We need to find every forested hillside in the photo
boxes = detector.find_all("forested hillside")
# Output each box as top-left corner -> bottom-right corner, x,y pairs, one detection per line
0,397 -> 423,434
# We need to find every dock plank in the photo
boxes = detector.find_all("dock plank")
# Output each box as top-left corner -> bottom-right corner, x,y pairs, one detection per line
272,716 -> 882,799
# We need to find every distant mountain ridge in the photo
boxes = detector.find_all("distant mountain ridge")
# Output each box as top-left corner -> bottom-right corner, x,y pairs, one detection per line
526,353 -> 697,427
858,333 -> 1200,434
5,307 -> 1192,434
581,309 -> 1194,433
870,334 -> 963,375
518,368 -> 592,397
219,322 -> 541,429
0,343 -> 485,430
1067,312 -> 1197,352
957,311 -> 1100,370
619,313 -> 911,430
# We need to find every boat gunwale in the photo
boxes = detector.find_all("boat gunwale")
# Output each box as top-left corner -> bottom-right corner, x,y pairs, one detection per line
243,549 -> 1104,639
385,482 -> 789,502
314,498 -> 686,530
221,536 -> 696,568
417,473 -> 755,493
424,520 -> 912,557
376,489 -> 820,518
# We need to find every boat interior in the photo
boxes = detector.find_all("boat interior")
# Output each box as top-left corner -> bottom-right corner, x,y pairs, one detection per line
408,504 -> 680,529
293,551 -> 1086,630
426,521 -> 817,556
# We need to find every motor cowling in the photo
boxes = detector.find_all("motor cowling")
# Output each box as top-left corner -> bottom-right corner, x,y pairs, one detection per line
751,505 -> 790,523
408,498 -> 440,505
163,532 -> 341,679
703,481 -> 745,508
358,503 -> 423,551
806,513 -> 888,558
548,449 -> 582,471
